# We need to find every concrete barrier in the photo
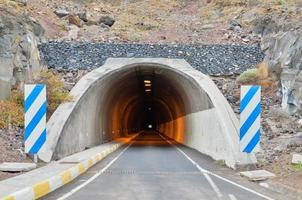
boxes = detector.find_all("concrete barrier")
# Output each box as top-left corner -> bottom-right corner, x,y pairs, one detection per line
38,58 -> 257,169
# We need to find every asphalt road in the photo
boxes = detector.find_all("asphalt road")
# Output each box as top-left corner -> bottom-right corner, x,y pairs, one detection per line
44,131 -> 277,200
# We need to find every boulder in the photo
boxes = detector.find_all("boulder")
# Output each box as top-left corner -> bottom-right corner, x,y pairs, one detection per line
84,12 -> 99,26
229,19 -> 241,29
77,12 -> 88,22
292,154 -> 302,164
99,16 -> 115,27
240,170 -> 275,181
54,9 -> 70,18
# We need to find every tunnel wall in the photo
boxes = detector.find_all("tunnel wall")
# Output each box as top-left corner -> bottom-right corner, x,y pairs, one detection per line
159,109 -> 234,163
38,58 -> 257,169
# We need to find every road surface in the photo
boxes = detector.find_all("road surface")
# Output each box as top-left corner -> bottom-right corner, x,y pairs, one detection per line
44,131 -> 276,200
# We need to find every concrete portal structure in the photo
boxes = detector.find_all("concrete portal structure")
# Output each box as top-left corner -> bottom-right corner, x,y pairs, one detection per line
38,58 -> 256,169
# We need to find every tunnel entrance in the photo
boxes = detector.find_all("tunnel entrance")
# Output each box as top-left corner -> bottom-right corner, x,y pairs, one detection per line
101,66 -> 213,142
39,58 -> 257,169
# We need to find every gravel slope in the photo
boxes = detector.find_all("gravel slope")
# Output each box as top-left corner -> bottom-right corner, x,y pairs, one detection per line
39,42 -> 264,75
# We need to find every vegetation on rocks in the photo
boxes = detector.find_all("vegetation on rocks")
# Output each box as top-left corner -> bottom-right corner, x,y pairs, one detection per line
292,162 -> 302,172
236,68 -> 259,84
0,91 -> 24,129
237,61 -> 277,86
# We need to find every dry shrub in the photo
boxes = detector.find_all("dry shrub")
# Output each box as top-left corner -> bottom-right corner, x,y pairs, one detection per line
0,91 -> 24,129
35,70 -> 72,117
258,61 -> 269,80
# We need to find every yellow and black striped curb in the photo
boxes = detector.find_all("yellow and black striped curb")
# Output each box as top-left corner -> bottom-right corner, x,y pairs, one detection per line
1,135 -> 137,200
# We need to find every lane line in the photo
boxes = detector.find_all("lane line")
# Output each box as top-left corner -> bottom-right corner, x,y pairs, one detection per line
158,134 -> 223,199
203,172 -> 224,199
229,194 -> 237,200
158,133 -> 275,200
57,141 -> 134,200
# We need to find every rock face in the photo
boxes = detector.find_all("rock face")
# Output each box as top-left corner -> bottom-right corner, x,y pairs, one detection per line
258,14 -> 302,114
0,8 -> 44,99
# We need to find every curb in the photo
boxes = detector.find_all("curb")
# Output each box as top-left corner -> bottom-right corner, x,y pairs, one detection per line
1,134 -> 138,200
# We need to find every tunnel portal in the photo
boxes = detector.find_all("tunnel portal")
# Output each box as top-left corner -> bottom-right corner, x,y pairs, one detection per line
38,58 -> 257,169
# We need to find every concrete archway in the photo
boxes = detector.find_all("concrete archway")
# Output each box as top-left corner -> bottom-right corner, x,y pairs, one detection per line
38,58 -> 256,169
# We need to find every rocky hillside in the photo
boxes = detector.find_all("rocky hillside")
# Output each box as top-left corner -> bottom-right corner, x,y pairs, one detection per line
0,5 -> 44,99
29,0 -> 302,115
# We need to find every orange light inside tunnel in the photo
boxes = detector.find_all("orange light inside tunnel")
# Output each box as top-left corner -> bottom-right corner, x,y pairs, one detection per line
105,69 -> 190,143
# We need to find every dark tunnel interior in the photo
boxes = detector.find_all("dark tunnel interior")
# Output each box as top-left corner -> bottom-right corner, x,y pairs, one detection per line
98,66 -> 213,143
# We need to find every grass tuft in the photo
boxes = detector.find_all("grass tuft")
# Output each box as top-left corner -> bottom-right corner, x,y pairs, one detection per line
215,159 -> 226,166
292,162 -> 302,172
236,68 -> 259,84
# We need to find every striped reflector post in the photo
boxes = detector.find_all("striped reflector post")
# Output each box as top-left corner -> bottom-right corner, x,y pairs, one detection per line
240,85 -> 261,153
24,84 -> 47,154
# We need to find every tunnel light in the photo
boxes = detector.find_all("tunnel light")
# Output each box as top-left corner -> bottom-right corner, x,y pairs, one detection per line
145,89 -> 151,92
144,80 -> 151,84
145,83 -> 151,87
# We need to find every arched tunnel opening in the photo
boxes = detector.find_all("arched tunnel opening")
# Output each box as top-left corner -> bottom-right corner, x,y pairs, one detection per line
99,66 -> 213,143
41,59 -> 256,168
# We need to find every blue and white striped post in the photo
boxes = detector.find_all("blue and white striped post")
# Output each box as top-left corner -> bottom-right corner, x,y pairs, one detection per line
24,84 -> 47,159
240,85 -> 261,153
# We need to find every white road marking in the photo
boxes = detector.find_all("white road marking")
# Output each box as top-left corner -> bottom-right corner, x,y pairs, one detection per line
158,134 -> 275,200
206,171 -> 274,200
158,133 -> 223,199
203,172 -> 224,199
57,142 -> 134,200
229,194 -> 237,200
